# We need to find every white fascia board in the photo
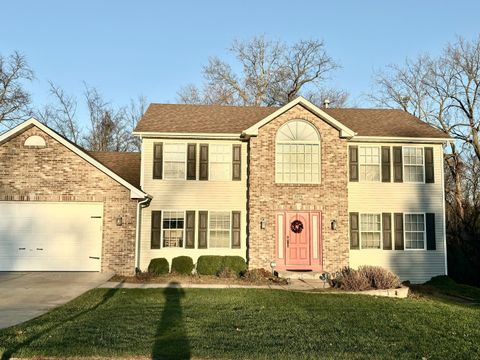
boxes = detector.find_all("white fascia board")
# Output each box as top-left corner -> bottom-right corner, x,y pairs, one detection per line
350,136 -> 452,144
243,96 -> 356,138
132,131 -> 243,140
0,118 -> 147,199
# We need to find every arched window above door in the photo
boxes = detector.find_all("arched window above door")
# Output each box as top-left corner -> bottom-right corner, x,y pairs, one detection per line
275,120 -> 321,184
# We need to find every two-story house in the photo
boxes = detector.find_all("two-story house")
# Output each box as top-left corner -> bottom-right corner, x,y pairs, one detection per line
133,97 -> 449,283
0,97 -> 449,283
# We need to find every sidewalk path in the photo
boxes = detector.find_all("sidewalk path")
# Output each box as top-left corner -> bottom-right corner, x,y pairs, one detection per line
99,279 -> 331,291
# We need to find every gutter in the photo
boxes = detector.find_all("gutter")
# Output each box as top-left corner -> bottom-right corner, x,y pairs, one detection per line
134,194 -> 153,273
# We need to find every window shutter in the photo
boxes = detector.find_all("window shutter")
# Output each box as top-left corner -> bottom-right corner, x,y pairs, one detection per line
187,144 -> 197,180
349,146 -> 359,182
394,213 -> 404,250
425,147 -> 434,183
426,213 -> 436,250
185,211 -> 195,248
153,143 -> 163,179
198,211 -> 208,248
151,211 -> 162,249
393,147 -> 403,182
381,146 -> 391,182
349,212 -> 359,249
199,144 -> 209,180
382,213 -> 392,250
231,211 -> 241,248
232,144 -> 242,181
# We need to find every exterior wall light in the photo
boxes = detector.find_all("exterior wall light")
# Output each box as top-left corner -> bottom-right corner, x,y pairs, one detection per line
331,219 -> 337,230
116,216 -> 123,226
260,218 -> 267,229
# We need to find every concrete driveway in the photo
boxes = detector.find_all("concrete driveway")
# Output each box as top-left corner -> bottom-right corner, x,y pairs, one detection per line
0,272 -> 113,329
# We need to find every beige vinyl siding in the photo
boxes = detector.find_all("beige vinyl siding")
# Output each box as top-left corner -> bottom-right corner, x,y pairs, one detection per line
139,138 -> 247,270
348,142 -> 446,283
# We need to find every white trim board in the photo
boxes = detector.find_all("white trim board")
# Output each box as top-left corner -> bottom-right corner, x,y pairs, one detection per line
243,96 -> 356,138
0,118 -> 147,199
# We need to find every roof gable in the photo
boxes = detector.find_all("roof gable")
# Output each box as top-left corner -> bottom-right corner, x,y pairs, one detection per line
0,118 -> 146,199
243,97 -> 355,137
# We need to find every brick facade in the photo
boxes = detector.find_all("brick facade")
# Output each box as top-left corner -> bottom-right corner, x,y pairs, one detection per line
0,125 -> 137,275
248,104 -> 349,273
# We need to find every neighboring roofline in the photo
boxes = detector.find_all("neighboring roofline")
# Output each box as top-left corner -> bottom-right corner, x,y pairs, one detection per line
349,136 -> 452,144
243,96 -> 357,137
0,118 -> 147,199
133,131 -> 243,140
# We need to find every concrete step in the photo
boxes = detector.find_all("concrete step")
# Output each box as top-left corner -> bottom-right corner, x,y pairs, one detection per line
275,270 -> 323,280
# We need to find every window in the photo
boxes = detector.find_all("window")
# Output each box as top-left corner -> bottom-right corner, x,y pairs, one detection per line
209,211 -> 231,248
210,144 -> 231,180
163,143 -> 186,179
360,214 -> 381,249
359,147 -> 380,181
275,120 -> 320,183
404,213 -> 425,250
162,211 -> 184,247
403,147 -> 424,182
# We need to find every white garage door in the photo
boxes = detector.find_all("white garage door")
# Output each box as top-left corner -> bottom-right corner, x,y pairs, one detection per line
0,202 -> 103,271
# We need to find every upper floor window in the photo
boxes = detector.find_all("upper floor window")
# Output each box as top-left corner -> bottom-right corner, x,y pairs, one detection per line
359,146 -> 380,181
210,144 -> 232,181
403,147 -> 424,182
275,120 -> 320,184
163,143 -> 186,180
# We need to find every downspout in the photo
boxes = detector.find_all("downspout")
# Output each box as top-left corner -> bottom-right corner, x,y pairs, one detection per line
134,194 -> 152,273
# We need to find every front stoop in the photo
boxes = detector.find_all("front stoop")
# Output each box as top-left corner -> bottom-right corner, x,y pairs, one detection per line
275,270 -> 323,280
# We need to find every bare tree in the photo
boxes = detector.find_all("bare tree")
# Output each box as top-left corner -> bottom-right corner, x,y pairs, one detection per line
35,82 -> 82,143
0,51 -> 34,127
177,36 -> 347,106
369,35 -> 480,285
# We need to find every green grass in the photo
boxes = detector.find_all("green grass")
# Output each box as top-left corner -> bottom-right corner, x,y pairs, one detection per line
425,276 -> 480,301
1,287 -> 479,359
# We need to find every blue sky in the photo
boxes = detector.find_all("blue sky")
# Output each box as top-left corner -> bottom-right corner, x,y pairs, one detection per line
2,0 -> 479,120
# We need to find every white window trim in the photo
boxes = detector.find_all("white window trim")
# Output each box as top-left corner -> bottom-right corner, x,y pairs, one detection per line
403,212 -> 427,251
359,212 -> 382,250
358,145 -> 381,183
160,210 -> 186,249
275,120 -> 322,185
208,144 -> 233,181
402,145 -> 425,184
162,143 -> 188,181
208,210 -> 232,249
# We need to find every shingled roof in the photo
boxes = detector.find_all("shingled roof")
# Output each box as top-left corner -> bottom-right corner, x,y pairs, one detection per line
134,102 -> 449,139
88,151 -> 141,188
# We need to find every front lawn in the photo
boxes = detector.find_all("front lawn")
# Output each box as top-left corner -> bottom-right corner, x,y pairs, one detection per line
1,286 -> 479,359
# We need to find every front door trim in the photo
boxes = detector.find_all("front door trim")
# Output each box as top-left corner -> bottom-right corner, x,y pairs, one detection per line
275,210 -> 322,271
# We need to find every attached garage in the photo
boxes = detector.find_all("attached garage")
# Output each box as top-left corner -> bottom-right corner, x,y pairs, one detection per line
0,118 -> 148,275
0,202 -> 103,271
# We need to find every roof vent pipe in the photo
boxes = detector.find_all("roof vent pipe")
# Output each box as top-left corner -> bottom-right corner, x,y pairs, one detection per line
323,99 -> 330,108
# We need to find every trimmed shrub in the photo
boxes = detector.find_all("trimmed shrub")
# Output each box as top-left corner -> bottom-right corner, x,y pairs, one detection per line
196,255 -> 247,276
171,256 -> 194,275
148,258 -> 169,275
329,266 -> 401,291
196,256 -> 224,275
222,256 -> 247,276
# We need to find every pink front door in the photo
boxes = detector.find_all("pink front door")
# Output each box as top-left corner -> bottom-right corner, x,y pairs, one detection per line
286,212 -> 310,266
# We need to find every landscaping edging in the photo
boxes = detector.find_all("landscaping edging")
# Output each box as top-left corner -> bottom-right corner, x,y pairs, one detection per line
340,286 -> 409,298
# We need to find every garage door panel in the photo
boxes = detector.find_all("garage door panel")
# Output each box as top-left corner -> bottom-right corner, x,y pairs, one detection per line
0,202 -> 103,271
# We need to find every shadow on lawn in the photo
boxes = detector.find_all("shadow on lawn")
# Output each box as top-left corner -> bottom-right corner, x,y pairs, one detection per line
151,282 -> 191,360
1,285 -> 121,360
